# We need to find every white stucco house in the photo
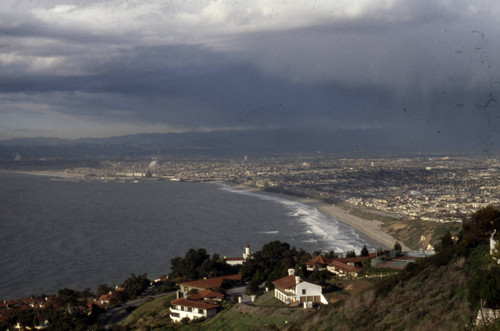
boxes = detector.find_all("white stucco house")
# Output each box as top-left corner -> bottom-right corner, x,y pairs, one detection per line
224,244 -> 251,266
272,269 -> 328,305
169,297 -> 219,322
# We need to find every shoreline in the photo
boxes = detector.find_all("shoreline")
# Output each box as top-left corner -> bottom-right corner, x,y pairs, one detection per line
227,183 -> 410,251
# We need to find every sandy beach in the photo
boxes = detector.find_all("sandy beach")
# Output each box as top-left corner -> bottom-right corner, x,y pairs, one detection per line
301,199 -> 410,251
229,184 -> 410,251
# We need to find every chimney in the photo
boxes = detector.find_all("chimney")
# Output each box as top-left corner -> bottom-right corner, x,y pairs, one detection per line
296,276 -> 301,284
288,268 -> 295,276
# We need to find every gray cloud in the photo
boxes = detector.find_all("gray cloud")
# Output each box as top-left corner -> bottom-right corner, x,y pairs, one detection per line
0,0 -> 499,151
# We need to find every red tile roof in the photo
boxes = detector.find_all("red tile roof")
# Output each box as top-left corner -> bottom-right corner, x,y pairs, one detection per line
197,289 -> 225,299
337,253 -> 376,264
305,255 -> 327,266
222,274 -> 242,281
187,289 -> 224,301
178,274 -> 242,290
327,259 -> 361,273
170,297 -> 219,310
179,277 -> 224,289
272,275 -> 301,290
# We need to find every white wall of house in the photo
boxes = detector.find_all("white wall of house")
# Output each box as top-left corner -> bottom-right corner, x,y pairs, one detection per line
274,281 -> 327,305
296,281 -> 322,298
169,305 -> 217,322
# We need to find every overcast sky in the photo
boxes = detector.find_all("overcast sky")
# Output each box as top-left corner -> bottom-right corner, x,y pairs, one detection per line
1,1 -> 499,149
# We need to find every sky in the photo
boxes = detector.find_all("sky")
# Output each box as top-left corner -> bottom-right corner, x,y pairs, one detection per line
1,1 -> 500,149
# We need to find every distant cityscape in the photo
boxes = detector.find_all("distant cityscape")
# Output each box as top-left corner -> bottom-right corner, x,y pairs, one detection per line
26,155 -> 500,224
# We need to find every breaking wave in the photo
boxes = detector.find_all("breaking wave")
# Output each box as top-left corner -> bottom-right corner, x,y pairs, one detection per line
219,184 -> 371,254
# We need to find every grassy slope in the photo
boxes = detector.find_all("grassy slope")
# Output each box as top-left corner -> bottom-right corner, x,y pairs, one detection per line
121,259 -> 476,331
121,293 -> 176,330
295,257 -> 476,330
121,245 -> 485,331
199,292 -> 312,331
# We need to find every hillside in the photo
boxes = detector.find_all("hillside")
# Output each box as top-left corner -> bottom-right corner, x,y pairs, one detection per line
119,207 -> 500,330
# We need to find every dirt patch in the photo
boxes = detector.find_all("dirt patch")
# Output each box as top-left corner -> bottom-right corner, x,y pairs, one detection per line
343,279 -> 374,293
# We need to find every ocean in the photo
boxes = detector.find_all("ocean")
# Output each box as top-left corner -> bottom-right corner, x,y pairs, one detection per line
0,172 -> 375,300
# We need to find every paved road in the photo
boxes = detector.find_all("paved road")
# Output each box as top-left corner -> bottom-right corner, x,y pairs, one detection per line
98,291 -> 174,329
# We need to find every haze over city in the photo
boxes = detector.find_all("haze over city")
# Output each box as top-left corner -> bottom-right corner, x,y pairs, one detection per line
1,1 -> 499,153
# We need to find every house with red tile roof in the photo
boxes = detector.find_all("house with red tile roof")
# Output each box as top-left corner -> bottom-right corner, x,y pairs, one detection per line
187,289 -> 224,302
169,297 -> 219,322
305,253 -> 376,277
305,254 -> 328,271
169,288 -> 224,323
98,294 -> 112,306
325,259 -> 361,277
272,269 -> 328,306
177,274 -> 242,296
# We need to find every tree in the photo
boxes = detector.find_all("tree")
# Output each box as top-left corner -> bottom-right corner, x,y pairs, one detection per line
325,250 -> 336,258
346,250 -> 356,258
170,249 -> 236,280
170,248 -> 209,280
435,231 -> 454,253
394,242 -> 402,254
360,245 -> 369,257
97,284 -> 112,297
479,266 -> 500,308
463,206 -> 500,244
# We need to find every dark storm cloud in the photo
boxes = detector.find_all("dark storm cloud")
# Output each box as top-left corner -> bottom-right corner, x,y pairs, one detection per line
0,0 -> 499,147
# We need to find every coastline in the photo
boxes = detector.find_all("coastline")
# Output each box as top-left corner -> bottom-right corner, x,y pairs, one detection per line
227,184 -> 410,251
0,169 -> 83,179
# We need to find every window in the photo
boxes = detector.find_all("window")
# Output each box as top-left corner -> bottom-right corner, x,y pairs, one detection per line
187,307 -> 192,312
198,308 -> 204,314
170,312 -> 180,318
302,289 -> 306,295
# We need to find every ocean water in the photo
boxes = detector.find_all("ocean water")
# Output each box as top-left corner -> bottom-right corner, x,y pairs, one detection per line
0,172 -> 375,300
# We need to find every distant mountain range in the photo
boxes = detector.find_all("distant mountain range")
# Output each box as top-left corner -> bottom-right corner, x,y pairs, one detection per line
0,128 -> 492,160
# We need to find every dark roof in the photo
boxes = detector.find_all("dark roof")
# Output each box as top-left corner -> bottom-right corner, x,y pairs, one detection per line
178,274 -> 242,289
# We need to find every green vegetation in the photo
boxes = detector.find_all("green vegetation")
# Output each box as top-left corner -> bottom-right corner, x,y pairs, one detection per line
360,245 -> 369,257
112,273 -> 151,305
126,205 -> 495,330
9,206 -> 500,331
240,241 -> 311,294
170,248 -> 238,281
201,304 -> 310,331
279,206 -> 500,330
121,293 -> 176,330
1,289 -> 103,331
252,291 -> 289,307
